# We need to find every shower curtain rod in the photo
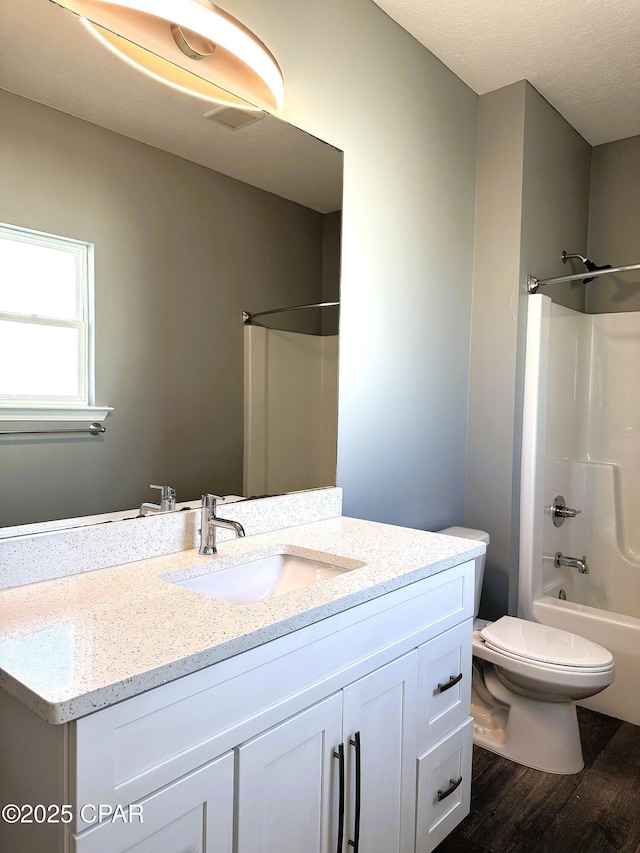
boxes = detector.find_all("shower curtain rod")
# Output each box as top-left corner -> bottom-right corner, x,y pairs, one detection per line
527,262 -> 640,293
242,301 -> 339,324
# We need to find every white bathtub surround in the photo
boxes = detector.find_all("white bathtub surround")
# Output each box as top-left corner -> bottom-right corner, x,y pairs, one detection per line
520,295 -> 640,725
243,325 -> 338,495
0,487 -> 343,590
0,515 -> 483,724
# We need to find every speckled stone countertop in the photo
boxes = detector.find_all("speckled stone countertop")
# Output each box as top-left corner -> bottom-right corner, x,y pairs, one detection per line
0,516 -> 482,725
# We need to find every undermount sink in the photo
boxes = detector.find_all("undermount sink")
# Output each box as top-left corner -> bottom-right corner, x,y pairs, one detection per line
169,549 -> 362,605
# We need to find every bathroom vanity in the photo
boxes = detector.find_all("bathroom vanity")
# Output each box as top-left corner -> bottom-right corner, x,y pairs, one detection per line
0,490 -> 481,852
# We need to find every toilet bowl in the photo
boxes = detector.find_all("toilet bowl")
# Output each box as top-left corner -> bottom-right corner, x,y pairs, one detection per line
439,527 -> 615,775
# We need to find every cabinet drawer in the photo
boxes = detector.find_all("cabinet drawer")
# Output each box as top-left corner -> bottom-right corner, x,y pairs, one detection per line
415,718 -> 472,853
71,751 -> 233,853
417,620 -> 472,752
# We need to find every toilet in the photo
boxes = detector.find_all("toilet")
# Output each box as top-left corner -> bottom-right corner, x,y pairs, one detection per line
440,527 -> 615,775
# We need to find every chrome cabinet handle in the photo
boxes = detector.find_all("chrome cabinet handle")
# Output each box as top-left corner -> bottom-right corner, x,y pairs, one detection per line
348,731 -> 361,852
437,673 -> 463,693
333,743 -> 345,853
437,776 -> 463,801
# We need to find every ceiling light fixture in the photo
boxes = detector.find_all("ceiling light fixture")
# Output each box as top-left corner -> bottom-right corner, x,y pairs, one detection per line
50,0 -> 284,112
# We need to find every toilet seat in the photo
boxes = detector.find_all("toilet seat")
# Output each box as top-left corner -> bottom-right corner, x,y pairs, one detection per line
481,641 -> 614,674
480,616 -> 614,671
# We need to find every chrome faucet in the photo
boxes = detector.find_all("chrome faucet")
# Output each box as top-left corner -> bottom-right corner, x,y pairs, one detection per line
199,494 -> 245,555
139,484 -> 176,516
554,552 -> 589,574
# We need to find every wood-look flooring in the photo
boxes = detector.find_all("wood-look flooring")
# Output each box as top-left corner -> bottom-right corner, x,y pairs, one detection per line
435,708 -> 640,853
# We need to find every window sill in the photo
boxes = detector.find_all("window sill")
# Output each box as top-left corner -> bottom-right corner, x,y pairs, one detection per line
0,405 -> 114,423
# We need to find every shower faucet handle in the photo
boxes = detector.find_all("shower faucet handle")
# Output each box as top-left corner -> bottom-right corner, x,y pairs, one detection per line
554,505 -> 581,518
552,495 -> 581,527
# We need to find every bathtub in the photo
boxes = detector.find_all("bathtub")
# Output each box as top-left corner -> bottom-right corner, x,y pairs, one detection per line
520,295 -> 640,725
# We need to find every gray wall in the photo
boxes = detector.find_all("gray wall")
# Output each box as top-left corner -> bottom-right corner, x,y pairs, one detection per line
219,0 -> 478,531
587,135 -> 640,313
465,83 -> 526,620
466,81 -> 591,619
0,90 -> 328,526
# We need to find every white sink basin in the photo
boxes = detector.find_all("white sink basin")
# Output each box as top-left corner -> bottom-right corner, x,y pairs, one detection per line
170,550 -> 360,605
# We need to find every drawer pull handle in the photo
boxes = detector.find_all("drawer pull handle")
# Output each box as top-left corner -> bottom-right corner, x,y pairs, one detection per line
333,743 -> 345,853
437,673 -> 463,693
348,731 -> 361,851
437,776 -> 463,801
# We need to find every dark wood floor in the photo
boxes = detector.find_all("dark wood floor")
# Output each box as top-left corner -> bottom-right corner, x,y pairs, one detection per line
435,708 -> 640,853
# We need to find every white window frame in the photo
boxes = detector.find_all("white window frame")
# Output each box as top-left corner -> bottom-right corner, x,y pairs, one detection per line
0,222 -> 112,423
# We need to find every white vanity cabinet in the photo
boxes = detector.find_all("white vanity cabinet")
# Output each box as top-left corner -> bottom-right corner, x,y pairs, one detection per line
0,560 -> 474,853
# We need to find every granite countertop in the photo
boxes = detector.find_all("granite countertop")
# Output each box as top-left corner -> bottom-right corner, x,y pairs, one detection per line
0,516 -> 482,724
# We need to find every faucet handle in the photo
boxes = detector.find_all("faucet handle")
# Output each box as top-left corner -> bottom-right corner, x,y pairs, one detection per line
150,484 -> 176,510
201,493 -> 223,512
151,484 -> 172,495
552,495 -> 581,527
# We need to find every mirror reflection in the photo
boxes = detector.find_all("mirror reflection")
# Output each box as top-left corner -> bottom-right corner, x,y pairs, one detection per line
0,0 -> 343,531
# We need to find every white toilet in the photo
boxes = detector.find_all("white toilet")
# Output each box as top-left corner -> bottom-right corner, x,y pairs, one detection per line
440,527 -> 615,775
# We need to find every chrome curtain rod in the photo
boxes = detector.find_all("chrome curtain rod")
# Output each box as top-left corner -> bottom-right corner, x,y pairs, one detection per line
242,301 -> 339,324
528,262 -> 640,294
0,422 -> 106,436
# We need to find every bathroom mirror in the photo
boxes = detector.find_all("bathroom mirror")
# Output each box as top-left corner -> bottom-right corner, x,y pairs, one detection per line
0,0 -> 343,532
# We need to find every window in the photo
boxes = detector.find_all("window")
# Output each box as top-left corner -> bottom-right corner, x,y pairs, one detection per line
0,223 -> 111,422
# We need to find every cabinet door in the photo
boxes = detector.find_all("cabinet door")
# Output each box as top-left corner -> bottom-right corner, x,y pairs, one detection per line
342,652 -> 418,853
236,692 -> 343,853
72,751 -> 233,853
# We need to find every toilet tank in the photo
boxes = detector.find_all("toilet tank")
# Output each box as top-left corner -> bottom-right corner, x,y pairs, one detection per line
438,527 -> 490,618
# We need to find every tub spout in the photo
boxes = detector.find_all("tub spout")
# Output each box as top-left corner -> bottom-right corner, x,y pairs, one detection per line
554,552 -> 589,574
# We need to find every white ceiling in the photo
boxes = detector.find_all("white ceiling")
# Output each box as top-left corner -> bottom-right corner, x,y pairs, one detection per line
0,0 -> 343,213
373,0 -> 640,146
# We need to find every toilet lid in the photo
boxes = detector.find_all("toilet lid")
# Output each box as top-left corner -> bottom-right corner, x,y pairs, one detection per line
480,616 -> 614,670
